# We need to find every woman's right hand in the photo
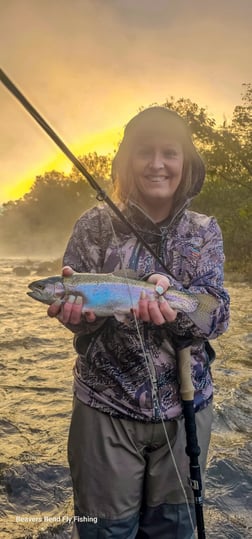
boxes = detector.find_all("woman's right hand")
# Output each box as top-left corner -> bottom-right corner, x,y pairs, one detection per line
47,266 -> 96,325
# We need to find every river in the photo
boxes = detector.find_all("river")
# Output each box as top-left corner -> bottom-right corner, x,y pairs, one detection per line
0,258 -> 251,539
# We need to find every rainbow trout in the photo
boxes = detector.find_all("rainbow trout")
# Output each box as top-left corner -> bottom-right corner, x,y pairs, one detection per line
27,272 -> 218,333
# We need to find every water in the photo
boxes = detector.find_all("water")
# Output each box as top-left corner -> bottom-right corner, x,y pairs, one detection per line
0,258 -> 251,538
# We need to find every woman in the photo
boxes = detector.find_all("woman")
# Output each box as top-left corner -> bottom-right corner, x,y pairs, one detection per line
48,107 -> 230,539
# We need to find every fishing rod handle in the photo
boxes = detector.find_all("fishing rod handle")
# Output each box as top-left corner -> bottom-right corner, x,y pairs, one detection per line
178,346 -> 194,401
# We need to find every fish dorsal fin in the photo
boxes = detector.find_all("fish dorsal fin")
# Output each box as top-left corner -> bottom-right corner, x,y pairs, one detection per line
113,269 -> 139,280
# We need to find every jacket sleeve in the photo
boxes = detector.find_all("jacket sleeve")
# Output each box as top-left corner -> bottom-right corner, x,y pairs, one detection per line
61,206 -> 110,335
161,218 -> 230,340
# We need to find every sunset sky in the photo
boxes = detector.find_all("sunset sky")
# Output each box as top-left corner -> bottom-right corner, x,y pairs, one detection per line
0,0 -> 251,204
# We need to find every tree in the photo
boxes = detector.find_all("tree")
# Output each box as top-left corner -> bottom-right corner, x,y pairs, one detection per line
191,84 -> 252,268
0,154 -> 112,255
0,90 -> 251,277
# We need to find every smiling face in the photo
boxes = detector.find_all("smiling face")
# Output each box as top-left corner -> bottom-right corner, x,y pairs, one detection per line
112,108 -> 205,218
130,134 -> 184,221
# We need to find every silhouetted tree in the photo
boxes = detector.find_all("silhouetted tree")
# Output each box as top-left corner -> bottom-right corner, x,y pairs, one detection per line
0,91 -> 251,277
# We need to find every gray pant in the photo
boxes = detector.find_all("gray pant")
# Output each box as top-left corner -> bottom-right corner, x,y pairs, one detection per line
68,398 -> 213,538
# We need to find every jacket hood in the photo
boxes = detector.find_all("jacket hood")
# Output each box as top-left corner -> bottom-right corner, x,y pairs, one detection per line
112,106 -> 205,200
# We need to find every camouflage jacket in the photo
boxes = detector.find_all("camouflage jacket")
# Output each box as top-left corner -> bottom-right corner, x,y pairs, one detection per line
63,202 -> 230,422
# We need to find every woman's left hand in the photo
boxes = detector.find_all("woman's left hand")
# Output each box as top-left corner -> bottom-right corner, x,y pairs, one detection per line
137,274 -> 177,325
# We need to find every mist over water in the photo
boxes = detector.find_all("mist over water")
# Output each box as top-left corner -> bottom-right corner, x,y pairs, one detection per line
0,238 -> 66,260
0,258 -> 251,538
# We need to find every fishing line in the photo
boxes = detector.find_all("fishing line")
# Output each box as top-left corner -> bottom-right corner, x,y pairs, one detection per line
0,68 -> 177,279
0,67 -> 203,537
107,213 -> 195,534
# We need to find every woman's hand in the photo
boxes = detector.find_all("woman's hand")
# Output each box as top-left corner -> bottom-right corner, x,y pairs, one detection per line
47,266 -> 96,325
137,274 -> 177,325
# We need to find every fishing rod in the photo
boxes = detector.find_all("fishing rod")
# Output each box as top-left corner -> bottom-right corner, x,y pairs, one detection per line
0,68 -> 206,538
178,344 -> 206,539
0,68 -> 172,276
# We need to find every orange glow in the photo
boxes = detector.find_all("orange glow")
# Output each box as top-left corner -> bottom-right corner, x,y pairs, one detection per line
1,176 -> 35,203
52,125 -> 123,174
1,126 -> 123,203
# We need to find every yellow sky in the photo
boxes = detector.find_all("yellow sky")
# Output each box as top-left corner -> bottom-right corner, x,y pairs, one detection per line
0,0 -> 251,204
2,125 -> 123,202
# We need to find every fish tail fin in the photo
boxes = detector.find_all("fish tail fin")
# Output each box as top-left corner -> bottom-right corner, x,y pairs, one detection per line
186,293 -> 219,334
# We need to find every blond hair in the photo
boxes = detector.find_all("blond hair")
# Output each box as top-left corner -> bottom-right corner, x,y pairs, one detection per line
112,107 -> 204,212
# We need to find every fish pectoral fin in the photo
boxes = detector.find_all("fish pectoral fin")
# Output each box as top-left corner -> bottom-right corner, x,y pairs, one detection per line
114,312 -> 132,325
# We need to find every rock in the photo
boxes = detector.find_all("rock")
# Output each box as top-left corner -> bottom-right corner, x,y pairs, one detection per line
13,266 -> 31,276
35,258 -> 61,275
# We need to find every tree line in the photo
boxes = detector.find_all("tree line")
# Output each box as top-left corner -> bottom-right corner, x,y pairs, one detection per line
0,85 -> 251,278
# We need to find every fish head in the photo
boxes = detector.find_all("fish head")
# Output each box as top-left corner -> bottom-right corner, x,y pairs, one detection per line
27,276 -> 65,305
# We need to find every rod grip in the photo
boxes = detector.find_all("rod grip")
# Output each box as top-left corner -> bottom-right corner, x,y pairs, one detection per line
178,346 -> 194,401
